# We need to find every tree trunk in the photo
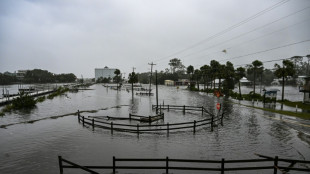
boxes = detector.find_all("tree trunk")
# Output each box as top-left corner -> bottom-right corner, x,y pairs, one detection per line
239,81 -> 242,98
282,75 -> 285,102
197,78 -> 200,91
253,71 -> 256,94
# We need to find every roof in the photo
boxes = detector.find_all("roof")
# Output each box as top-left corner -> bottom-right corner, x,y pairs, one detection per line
239,77 -> 250,83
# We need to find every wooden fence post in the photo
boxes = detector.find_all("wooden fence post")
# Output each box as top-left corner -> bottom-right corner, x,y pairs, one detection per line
274,156 -> 278,174
92,118 -> 95,130
166,156 -> 169,174
160,104 -> 162,114
58,156 -> 63,174
221,113 -> 224,126
211,115 -> 214,132
129,113 -> 131,120
113,156 -> 116,174
137,124 -> 139,135
193,120 -> 196,134
183,105 -> 185,114
202,107 -> 204,115
78,110 -> 80,123
82,116 -> 85,126
168,105 -> 169,111
111,122 -> 113,134
221,158 -> 225,174
149,116 -> 151,125
167,123 -> 169,136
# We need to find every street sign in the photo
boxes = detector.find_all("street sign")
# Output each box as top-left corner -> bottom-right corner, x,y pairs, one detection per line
216,103 -> 221,110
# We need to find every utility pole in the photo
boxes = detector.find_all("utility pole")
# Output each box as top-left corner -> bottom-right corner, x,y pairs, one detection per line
148,62 -> 156,95
131,67 -> 136,99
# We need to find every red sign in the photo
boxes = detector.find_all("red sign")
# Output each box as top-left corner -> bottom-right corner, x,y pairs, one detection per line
216,103 -> 221,110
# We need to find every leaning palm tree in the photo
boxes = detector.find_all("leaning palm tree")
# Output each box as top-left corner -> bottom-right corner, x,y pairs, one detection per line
247,60 -> 263,94
274,59 -> 295,102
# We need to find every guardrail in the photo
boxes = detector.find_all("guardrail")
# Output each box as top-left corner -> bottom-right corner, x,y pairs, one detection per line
58,154 -> 310,174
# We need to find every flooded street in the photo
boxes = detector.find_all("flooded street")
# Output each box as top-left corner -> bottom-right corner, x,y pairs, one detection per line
0,84 -> 309,174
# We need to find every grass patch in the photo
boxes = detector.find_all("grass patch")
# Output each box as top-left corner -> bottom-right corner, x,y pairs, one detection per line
36,96 -> 46,103
277,100 -> 310,110
47,87 -> 69,99
238,103 -> 310,120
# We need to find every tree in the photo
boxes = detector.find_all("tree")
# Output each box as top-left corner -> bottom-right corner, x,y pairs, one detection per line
128,72 -> 138,84
235,67 -> 246,98
274,59 -> 295,102
210,60 -> 220,89
193,69 -> 202,90
187,65 -> 194,81
200,65 -> 211,90
222,61 -> 235,95
169,58 -> 185,74
113,69 -> 121,87
246,60 -> 263,94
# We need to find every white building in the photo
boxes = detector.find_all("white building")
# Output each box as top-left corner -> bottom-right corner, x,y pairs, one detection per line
95,66 -> 117,81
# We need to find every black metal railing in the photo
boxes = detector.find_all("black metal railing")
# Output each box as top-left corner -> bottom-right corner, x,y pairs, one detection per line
58,155 -> 310,174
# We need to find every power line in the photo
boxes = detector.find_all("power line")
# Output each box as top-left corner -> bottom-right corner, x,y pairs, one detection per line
190,17 -> 310,68
219,39 -> 310,62
153,0 -> 290,63
176,6 -> 310,60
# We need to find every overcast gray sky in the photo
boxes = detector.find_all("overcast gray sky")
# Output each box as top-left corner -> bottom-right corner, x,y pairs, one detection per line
1,0 -> 309,78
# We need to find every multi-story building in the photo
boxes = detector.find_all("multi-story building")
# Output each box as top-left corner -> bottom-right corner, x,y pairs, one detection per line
16,70 -> 28,80
95,66 -> 116,81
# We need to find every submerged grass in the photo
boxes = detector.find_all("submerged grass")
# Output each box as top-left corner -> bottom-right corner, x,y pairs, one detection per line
236,102 -> 310,120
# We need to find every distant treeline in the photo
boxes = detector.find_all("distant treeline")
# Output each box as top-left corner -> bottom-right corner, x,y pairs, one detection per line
0,69 -> 77,85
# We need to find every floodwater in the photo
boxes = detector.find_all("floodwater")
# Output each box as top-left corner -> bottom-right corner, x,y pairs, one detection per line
0,84 -> 309,174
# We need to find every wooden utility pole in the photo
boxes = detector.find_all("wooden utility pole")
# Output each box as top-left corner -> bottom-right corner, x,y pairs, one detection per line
148,62 -> 156,95
156,70 -> 158,114
131,67 -> 136,99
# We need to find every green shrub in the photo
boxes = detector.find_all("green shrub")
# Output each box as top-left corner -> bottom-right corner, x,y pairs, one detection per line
12,92 -> 36,109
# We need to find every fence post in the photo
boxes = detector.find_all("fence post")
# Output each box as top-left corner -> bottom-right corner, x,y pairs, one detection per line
202,107 -> 204,115
129,113 -> 131,120
221,158 -> 225,174
113,156 -> 116,174
58,156 -> 63,174
193,120 -> 196,134
166,156 -> 169,174
167,123 -> 169,136
82,116 -> 85,126
183,105 -> 185,114
111,122 -> 113,134
211,115 -> 214,131
274,156 -> 278,174
221,113 -> 224,126
78,110 -> 80,123
137,124 -> 139,135
168,105 -> 169,111
160,104 -> 162,114
149,116 -> 151,125
92,118 -> 95,130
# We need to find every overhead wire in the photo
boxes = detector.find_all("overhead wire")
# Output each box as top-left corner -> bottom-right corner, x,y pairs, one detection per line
219,39 -> 310,62
176,6 -> 310,61
153,0 -> 290,64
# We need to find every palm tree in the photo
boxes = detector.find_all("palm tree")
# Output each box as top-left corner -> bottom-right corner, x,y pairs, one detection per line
187,65 -> 194,82
274,59 -> 295,102
200,65 -> 211,91
235,67 -> 246,98
222,61 -> 235,95
247,60 -> 263,94
114,69 -> 121,88
193,69 -> 202,90
210,60 -> 220,89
